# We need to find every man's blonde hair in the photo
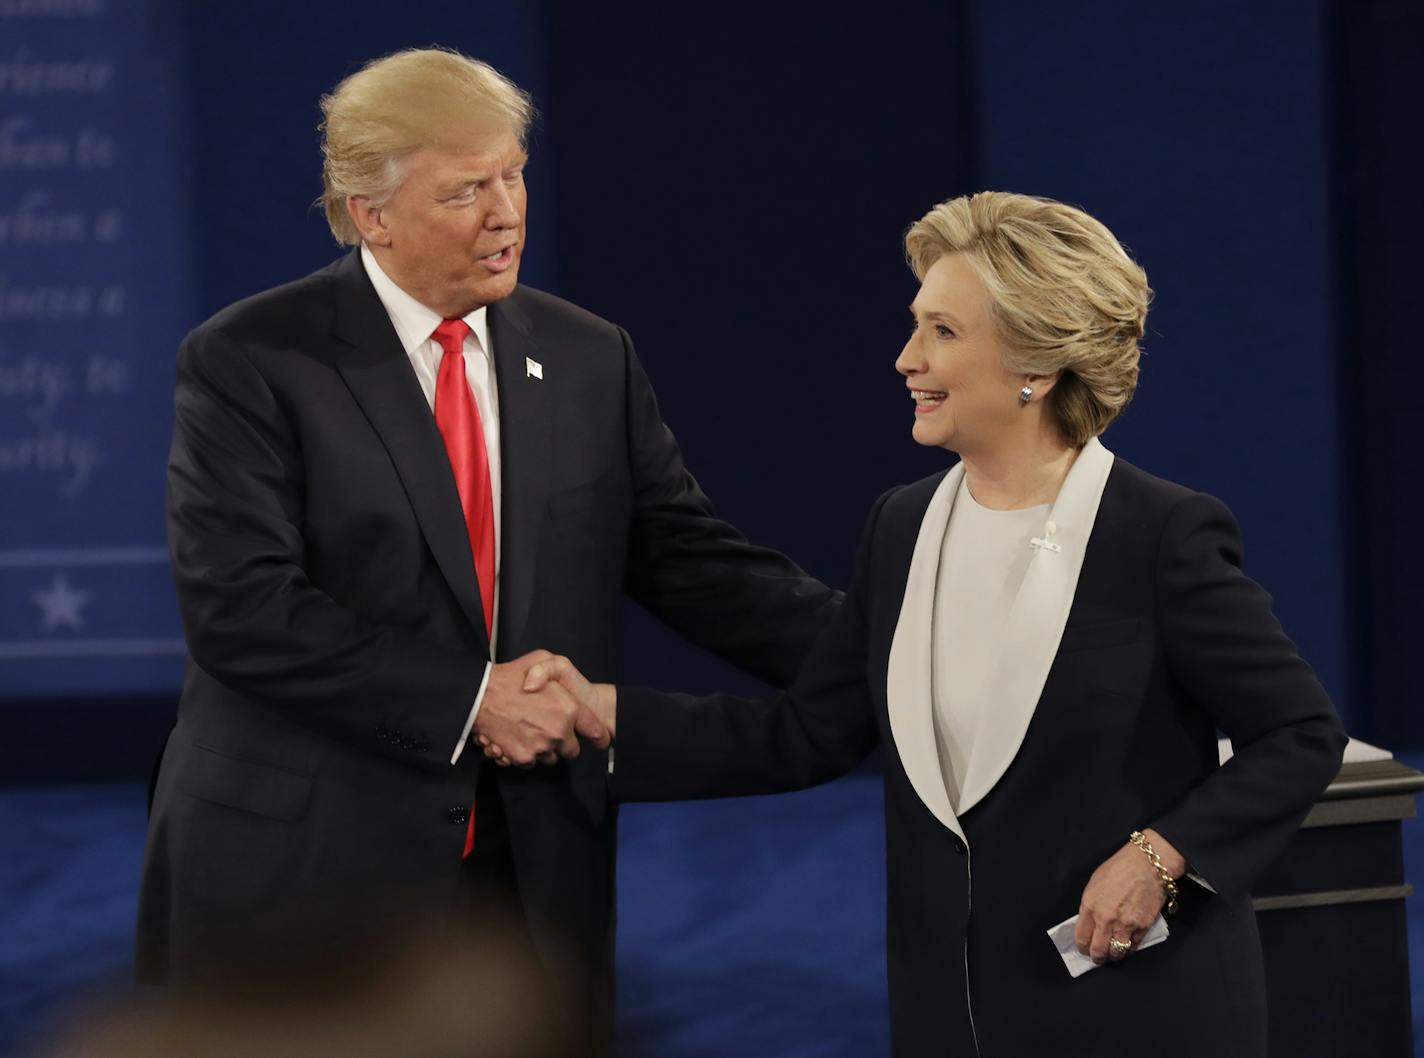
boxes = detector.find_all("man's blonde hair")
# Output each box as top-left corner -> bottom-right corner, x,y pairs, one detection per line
904,192 -> 1151,447
318,48 -> 534,245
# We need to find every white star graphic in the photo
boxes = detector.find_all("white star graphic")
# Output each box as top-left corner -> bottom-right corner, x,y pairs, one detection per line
31,573 -> 92,632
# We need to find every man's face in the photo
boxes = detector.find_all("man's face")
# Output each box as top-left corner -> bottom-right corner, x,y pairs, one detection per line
368,131 -> 528,317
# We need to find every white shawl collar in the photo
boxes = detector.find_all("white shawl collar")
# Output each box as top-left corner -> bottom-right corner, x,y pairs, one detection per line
884,437 -> 1116,844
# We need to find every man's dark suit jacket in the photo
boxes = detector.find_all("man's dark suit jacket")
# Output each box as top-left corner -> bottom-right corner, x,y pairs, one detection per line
136,250 -> 837,1019
611,456 -> 1347,1058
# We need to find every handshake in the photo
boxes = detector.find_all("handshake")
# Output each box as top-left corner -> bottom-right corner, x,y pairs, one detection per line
471,651 -> 617,768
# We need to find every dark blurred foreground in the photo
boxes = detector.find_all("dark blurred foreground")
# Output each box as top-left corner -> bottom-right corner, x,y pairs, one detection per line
26,914 -> 571,1058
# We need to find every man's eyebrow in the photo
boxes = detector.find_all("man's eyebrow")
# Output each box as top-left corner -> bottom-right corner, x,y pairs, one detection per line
438,169 -> 493,190
434,179 -> 480,198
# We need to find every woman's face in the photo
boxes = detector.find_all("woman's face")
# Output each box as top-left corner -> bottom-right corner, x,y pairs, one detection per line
896,253 -> 1026,454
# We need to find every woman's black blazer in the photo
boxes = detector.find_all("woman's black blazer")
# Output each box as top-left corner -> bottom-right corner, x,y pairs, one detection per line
611,456 -> 1346,1058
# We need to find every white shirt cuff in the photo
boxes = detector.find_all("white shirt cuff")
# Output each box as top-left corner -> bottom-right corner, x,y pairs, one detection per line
450,662 -> 493,765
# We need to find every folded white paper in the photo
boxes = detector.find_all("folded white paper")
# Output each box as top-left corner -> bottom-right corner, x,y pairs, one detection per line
1047,913 -> 1169,977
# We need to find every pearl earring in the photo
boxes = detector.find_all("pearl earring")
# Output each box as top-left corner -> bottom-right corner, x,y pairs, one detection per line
1019,386 -> 1033,404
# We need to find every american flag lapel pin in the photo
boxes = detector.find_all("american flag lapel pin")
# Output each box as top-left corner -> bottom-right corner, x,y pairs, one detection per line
526,357 -> 544,380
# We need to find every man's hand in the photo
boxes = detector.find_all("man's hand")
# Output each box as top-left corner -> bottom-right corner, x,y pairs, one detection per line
527,655 -> 616,738
1074,827 -> 1185,964
479,654 -> 617,766
472,650 -> 610,768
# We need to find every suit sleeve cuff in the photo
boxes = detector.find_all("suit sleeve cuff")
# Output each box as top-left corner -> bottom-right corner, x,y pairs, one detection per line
1185,869 -> 1217,894
450,661 -> 493,764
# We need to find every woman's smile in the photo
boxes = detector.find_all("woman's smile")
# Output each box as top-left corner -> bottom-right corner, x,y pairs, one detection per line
911,388 -> 948,413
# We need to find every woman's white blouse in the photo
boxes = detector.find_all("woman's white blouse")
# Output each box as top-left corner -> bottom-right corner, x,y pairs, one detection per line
931,476 -> 1050,812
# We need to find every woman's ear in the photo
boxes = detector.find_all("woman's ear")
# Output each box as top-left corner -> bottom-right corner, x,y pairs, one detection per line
1022,370 -> 1062,402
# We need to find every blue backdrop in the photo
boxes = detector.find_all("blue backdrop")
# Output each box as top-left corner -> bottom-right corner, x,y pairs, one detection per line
966,0 -> 1351,720
5,0 -> 1422,758
1,1 -> 193,697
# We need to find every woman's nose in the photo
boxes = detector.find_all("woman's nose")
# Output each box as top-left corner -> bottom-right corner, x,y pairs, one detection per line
895,338 -> 921,377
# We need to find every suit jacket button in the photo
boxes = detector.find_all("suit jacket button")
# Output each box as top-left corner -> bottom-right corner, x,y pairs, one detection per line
448,806 -> 470,825
953,838 -> 967,856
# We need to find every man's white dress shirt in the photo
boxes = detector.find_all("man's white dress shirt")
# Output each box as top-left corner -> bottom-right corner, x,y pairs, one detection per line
360,243 -> 499,763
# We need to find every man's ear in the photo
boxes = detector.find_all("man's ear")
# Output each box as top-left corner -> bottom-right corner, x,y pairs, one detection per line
347,196 -> 391,247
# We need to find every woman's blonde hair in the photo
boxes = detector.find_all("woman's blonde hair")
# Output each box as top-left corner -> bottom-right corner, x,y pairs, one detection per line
904,192 -> 1151,447
318,48 -> 534,245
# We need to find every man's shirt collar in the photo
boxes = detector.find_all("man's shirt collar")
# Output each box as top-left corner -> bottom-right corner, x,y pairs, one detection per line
359,242 -> 491,355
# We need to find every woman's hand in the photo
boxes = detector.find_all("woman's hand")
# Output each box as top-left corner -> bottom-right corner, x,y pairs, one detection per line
1074,828 -> 1185,963
477,654 -> 617,766
528,656 -> 616,738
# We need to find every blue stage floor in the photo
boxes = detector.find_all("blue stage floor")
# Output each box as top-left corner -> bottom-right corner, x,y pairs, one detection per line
1,761 -> 1419,1057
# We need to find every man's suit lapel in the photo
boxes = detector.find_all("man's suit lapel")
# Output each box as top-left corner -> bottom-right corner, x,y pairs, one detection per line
487,295 -> 553,657
328,251 -> 491,650
487,295 -> 611,827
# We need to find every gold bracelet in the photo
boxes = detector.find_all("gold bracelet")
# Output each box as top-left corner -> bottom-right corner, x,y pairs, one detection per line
1129,830 -> 1180,914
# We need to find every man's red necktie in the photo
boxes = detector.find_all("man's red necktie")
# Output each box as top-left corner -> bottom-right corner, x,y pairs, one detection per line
432,318 -> 495,858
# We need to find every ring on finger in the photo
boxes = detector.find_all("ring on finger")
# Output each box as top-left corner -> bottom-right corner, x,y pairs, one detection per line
1108,936 -> 1133,957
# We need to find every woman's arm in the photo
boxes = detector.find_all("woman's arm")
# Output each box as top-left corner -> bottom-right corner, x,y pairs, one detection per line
521,490 -> 895,801
1144,491 -> 1347,901
1074,490 -> 1345,961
